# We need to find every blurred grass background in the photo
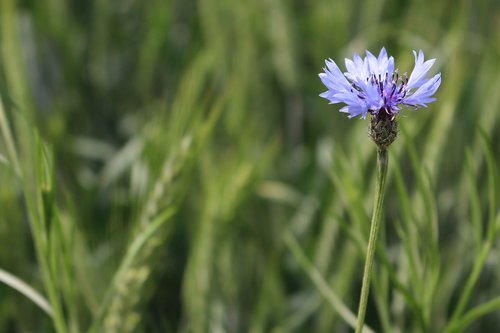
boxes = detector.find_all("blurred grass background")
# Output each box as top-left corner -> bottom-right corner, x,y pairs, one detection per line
0,0 -> 499,332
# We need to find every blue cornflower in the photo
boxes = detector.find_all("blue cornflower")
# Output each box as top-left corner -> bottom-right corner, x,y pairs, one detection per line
319,48 -> 441,120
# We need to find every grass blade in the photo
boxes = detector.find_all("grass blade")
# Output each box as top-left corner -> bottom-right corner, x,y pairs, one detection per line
0,268 -> 53,317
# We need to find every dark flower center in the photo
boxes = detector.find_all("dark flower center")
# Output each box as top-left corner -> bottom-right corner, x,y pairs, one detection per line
364,70 -> 411,116
373,107 -> 393,122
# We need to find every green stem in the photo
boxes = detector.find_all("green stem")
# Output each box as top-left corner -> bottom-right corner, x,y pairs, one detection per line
355,147 -> 389,333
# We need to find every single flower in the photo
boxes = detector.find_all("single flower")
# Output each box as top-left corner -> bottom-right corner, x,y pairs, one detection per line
319,47 -> 441,121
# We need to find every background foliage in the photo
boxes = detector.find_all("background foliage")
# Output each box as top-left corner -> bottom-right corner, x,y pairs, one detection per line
0,0 -> 499,332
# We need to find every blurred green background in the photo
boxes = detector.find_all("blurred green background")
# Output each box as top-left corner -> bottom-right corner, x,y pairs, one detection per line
0,0 -> 499,332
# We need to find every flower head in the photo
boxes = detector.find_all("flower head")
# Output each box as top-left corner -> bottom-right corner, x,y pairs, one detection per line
319,48 -> 441,121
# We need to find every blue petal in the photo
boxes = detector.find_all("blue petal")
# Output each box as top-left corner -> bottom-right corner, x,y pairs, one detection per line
320,90 -> 347,104
334,90 -> 370,118
340,103 -> 369,119
365,50 -> 380,75
377,47 -> 394,76
364,48 -> 396,77
406,50 -> 437,90
403,73 -> 441,106
318,59 -> 352,93
344,54 -> 369,85
357,80 -> 384,110
378,47 -> 388,62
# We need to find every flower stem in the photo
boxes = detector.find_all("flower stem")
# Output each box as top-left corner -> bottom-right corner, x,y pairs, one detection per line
355,147 -> 389,333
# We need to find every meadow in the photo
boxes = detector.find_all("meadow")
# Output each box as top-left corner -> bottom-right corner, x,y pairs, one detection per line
0,0 -> 499,332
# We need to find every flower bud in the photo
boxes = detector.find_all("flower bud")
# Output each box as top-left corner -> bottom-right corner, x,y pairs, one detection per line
368,113 -> 398,148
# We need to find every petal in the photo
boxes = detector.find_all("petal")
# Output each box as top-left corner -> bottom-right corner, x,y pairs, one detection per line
334,90 -> 363,105
344,58 -> 360,80
333,90 -> 370,118
340,103 -> 369,119
354,53 -> 368,77
319,90 -> 347,104
344,52 -> 370,84
357,80 -> 384,110
365,48 -> 396,77
403,73 -> 441,106
386,56 -> 395,76
319,59 -> 352,92
377,47 -> 394,75
406,50 -> 437,90
365,50 -> 379,75
378,47 -> 388,63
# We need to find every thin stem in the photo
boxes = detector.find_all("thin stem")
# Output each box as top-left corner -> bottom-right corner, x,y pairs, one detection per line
355,147 -> 389,333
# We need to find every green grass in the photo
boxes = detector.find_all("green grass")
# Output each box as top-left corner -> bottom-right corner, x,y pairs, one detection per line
0,0 -> 499,332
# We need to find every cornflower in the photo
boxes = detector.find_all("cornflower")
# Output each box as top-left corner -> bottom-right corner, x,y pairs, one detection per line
319,47 -> 441,147
318,47 -> 441,333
